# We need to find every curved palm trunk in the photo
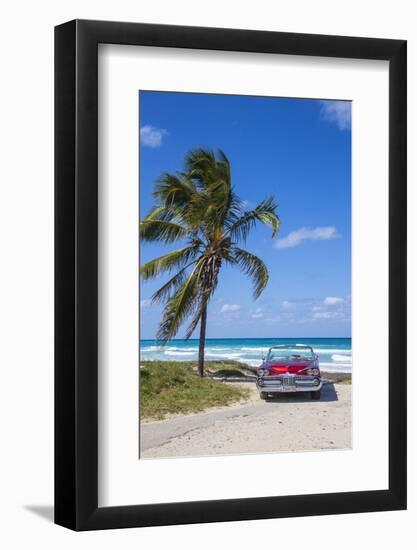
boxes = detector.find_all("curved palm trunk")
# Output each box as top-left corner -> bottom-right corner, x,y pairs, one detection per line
197,304 -> 207,376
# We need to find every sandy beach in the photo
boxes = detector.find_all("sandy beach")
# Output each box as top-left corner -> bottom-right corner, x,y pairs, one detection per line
141,381 -> 351,459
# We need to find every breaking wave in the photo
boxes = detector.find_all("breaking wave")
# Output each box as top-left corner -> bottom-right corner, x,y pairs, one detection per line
331,354 -> 352,363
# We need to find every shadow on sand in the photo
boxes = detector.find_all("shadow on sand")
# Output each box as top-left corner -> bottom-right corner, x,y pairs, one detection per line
264,382 -> 339,403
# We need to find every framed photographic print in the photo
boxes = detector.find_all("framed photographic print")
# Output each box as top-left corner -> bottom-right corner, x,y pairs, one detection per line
55,20 -> 407,530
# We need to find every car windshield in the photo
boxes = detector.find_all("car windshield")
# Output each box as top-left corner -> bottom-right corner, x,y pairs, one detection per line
266,346 -> 314,361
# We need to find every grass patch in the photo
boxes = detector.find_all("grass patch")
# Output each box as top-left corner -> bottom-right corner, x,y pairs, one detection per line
140,361 -> 250,420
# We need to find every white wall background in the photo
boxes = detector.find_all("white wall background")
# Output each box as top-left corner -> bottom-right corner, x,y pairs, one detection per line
0,1 -> 414,548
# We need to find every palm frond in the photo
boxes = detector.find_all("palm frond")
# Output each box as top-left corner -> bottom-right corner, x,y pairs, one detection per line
144,204 -> 184,224
227,197 -> 280,242
216,149 -> 231,183
184,254 -> 222,338
153,173 -> 196,207
229,247 -> 269,298
139,219 -> 188,244
156,262 -> 203,342
140,246 -> 200,281
184,297 -> 205,339
186,149 -> 236,229
150,265 -> 194,304
184,148 -> 217,187
185,189 -> 211,226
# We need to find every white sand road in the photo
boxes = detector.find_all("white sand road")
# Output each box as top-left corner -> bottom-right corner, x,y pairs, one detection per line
140,382 -> 351,459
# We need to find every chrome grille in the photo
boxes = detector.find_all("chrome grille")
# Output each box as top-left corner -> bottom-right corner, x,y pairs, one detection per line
282,376 -> 296,387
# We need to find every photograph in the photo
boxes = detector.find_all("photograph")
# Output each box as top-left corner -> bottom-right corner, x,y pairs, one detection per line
139,90 -> 352,459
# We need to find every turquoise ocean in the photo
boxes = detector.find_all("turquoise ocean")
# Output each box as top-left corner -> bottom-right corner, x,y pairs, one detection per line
140,337 -> 352,373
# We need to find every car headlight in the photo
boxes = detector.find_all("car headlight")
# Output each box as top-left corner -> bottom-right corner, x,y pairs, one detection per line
257,368 -> 268,377
306,368 -> 320,376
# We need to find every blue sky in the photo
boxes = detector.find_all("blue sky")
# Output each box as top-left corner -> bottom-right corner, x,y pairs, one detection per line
139,91 -> 351,339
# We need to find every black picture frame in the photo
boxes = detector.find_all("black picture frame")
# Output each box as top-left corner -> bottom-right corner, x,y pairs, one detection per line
55,19 -> 407,531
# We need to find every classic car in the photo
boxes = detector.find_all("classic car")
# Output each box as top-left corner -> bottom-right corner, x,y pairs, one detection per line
256,344 -> 322,400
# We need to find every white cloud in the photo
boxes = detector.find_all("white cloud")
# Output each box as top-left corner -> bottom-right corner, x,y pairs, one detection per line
251,307 -> 264,319
275,226 -> 340,249
309,296 -> 350,322
282,300 -> 295,309
313,311 -> 337,319
220,303 -> 241,314
140,299 -> 152,308
320,100 -> 351,130
324,296 -> 345,305
140,125 -> 168,148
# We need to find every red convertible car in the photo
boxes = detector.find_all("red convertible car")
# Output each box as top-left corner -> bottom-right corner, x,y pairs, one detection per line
256,344 -> 322,400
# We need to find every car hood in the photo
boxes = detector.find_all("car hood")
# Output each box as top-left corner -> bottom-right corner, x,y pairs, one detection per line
262,359 -> 315,373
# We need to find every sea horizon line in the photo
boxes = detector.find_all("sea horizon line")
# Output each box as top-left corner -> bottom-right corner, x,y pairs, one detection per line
140,336 -> 352,341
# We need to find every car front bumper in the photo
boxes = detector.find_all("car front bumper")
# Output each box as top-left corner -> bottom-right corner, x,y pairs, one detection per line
256,375 -> 323,393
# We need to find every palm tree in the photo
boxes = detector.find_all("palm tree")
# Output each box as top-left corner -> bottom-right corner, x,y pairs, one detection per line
140,148 -> 280,376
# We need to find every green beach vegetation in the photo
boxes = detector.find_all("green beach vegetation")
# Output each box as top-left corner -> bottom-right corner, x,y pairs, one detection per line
140,361 -> 251,420
140,148 -> 280,376
139,360 -> 352,419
